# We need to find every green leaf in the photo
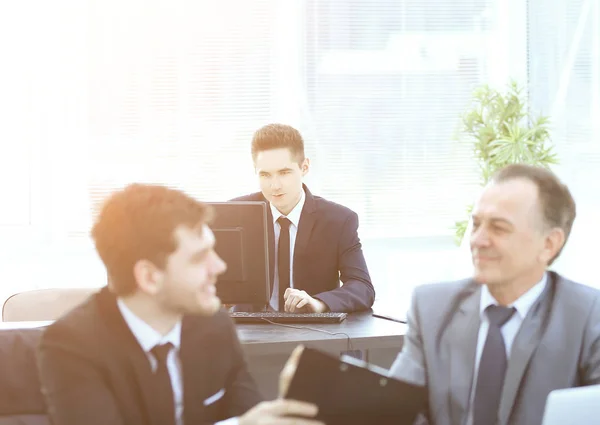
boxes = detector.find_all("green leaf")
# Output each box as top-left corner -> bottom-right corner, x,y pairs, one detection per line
453,79 -> 558,244
453,219 -> 469,246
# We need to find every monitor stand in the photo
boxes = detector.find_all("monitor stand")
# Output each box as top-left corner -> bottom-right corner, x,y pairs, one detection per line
256,303 -> 270,312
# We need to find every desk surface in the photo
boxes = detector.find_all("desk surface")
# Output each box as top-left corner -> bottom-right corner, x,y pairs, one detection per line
0,312 -> 407,356
236,311 -> 406,356
0,311 -> 406,402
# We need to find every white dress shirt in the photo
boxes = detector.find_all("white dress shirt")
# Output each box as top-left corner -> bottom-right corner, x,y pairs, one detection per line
117,300 -> 238,425
269,188 -> 306,311
465,273 -> 548,425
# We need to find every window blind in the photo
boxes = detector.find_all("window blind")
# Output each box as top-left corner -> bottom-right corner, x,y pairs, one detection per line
83,0 -> 509,241
0,0 -> 530,297
303,0 -> 498,238
528,0 -> 600,287
85,0 -> 278,231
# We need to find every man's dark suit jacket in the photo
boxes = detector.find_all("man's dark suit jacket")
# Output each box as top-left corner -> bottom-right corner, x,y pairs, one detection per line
232,185 -> 375,312
36,288 -> 263,425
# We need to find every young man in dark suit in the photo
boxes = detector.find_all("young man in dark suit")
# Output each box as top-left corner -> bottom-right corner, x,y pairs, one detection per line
233,124 -> 375,313
36,184 -> 323,425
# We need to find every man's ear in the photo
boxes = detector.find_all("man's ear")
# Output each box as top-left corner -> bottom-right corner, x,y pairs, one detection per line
133,259 -> 163,295
540,227 -> 565,264
301,157 -> 310,176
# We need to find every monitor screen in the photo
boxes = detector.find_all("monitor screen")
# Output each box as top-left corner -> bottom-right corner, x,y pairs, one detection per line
208,201 -> 270,306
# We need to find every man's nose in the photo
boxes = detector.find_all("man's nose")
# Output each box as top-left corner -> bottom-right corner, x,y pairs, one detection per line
471,225 -> 490,247
213,253 -> 227,275
270,177 -> 282,190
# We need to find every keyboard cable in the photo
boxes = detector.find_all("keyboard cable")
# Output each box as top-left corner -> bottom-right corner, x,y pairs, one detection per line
259,318 -> 355,352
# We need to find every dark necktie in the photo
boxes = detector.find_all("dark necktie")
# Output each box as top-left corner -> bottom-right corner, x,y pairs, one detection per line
277,216 -> 291,312
473,305 -> 517,425
151,342 -> 176,425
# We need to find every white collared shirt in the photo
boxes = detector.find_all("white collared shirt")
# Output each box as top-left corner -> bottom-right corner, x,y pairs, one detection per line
465,273 -> 548,425
117,300 -> 237,425
269,188 -> 306,310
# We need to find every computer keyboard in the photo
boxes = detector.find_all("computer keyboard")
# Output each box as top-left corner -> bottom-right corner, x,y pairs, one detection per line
229,311 -> 347,324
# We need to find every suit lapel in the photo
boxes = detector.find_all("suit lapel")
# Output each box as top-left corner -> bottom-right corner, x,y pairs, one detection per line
446,284 -> 481,425
293,184 -> 317,262
181,316 -> 219,425
95,288 -> 165,425
498,275 -> 555,425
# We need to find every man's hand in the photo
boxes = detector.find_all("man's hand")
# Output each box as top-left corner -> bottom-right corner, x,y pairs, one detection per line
283,288 -> 328,313
238,399 -> 323,425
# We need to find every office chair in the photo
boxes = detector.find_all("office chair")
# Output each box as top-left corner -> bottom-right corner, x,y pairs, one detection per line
2,288 -> 98,322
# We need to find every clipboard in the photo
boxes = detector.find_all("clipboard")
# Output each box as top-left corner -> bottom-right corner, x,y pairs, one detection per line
285,347 -> 427,425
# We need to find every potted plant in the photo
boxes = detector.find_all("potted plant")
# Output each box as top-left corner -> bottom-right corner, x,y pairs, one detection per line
454,79 -> 558,245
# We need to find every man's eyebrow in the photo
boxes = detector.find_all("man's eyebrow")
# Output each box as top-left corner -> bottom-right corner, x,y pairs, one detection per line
492,218 -> 514,227
189,247 -> 210,261
259,167 -> 292,174
472,215 -> 514,227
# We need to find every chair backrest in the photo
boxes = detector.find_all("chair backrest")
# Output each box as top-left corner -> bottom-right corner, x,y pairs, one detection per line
0,325 -> 49,425
2,288 -> 98,322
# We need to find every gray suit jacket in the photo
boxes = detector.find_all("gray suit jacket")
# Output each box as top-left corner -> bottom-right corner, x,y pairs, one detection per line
390,271 -> 600,425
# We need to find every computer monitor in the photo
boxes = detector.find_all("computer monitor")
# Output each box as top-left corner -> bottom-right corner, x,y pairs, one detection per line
208,201 -> 270,306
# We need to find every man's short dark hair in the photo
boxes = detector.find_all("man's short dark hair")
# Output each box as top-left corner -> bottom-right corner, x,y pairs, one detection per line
91,184 -> 212,296
251,123 -> 305,164
491,164 -> 576,264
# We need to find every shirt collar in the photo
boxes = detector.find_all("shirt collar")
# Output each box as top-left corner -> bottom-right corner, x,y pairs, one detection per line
270,187 -> 306,228
117,298 -> 181,353
479,272 -> 548,319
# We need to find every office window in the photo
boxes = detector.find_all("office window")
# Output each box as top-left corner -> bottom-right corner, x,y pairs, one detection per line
528,0 -> 600,287
85,0 -> 278,229
0,0 -> 527,302
304,0 -> 496,239
302,0 -> 529,308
